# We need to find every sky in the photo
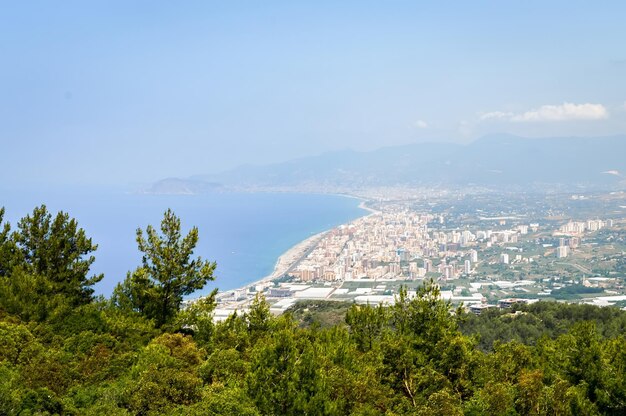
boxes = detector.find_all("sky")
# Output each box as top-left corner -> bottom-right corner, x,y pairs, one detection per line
1,0 -> 625,187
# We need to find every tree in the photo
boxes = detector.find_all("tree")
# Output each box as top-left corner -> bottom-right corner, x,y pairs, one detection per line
247,326 -> 302,415
175,293 -> 218,346
346,302 -> 388,352
10,205 -> 102,306
0,207 -> 14,276
118,209 -> 216,327
0,268 -> 55,321
123,334 -> 205,413
245,294 -> 272,337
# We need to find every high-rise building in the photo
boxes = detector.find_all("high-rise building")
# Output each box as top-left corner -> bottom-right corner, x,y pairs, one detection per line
464,260 -> 471,274
500,253 -> 509,264
556,246 -> 569,258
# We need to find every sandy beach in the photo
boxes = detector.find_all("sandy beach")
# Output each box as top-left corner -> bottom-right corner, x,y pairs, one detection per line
358,200 -> 380,215
215,197 -> 376,298
270,232 -> 328,278
236,231 -> 329,291
259,199 -> 379,284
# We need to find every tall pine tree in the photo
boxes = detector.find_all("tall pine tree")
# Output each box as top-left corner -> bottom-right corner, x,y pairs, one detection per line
114,209 -> 216,327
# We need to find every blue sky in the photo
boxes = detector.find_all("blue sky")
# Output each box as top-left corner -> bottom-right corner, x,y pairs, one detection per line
1,1 -> 625,186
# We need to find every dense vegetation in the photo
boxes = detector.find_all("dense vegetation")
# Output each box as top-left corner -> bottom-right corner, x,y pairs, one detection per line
1,206 -> 626,415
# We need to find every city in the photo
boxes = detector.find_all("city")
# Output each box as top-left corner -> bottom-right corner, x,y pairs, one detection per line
212,189 -> 626,319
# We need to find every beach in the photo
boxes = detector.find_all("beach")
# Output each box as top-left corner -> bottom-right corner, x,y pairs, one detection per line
209,197 -> 375,303
232,230 -> 329,292
358,200 -> 380,215
251,198 -> 379,287
268,231 -> 328,280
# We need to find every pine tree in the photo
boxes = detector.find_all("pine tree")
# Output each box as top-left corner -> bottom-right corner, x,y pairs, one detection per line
11,205 -> 102,306
0,207 -> 16,277
116,209 -> 216,327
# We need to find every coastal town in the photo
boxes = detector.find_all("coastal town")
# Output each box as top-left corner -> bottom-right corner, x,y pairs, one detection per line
209,190 -> 626,321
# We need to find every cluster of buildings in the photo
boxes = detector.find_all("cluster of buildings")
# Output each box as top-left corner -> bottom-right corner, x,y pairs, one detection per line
558,219 -> 612,235
208,205 -> 622,321
553,219 -> 613,258
287,211 -> 539,283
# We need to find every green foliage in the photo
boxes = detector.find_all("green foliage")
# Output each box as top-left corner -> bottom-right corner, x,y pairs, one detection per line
112,267 -> 156,318
0,206 -> 102,324
245,293 -> 272,336
199,348 -> 247,385
288,299 -> 352,328
464,381 -> 517,415
4,207 -> 626,414
0,269 -> 56,322
4,277 -> 626,415
172,385 -> 260,416
246,326 -> 302,414
12,205 -> 103,305
115,334 -> 206,414
461,301 -> 626,351
346,302 -> 387,352
114,209 -> 216,328
0,207 -> 16,276
389,281 -> 458,342
0,364 -> 24,415
551,284 -> 603,299
174,292 -> 217,346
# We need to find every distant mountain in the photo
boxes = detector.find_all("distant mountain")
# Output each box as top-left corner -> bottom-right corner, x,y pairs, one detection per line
152,135 -> 626,192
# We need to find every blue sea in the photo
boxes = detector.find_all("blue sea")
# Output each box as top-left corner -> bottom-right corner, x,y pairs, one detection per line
1,188 -> 366,297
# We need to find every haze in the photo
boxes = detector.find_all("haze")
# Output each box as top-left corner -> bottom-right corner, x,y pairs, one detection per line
1,1 -> 625,188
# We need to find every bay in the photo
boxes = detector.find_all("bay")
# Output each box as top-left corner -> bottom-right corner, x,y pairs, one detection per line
1,188 -> 366,297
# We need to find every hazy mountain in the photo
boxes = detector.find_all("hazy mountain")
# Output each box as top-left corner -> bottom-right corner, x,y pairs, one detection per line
155,135 -> 626,192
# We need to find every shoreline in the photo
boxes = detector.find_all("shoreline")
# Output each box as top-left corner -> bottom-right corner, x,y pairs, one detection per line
215,196 -> 376,300
251,231 -> 329,287
214,231 -> 328,300
358,200 -> 380,215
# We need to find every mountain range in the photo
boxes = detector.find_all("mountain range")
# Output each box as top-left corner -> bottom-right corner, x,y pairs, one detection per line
146,134 -> 626,193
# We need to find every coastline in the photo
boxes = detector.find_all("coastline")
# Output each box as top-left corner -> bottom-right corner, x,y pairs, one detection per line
358,200 -> 380,215
251,197 -> 378,287
214,231 -> 328,300
215,196 -> 377,300
253,231 -> 328,286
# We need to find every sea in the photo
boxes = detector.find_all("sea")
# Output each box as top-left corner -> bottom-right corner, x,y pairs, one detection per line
1,188 -> 367,297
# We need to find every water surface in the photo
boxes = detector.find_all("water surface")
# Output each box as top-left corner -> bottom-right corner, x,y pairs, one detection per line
1,188 -> 366,297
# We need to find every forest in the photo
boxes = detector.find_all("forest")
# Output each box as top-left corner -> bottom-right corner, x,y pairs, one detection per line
1,206 -> 626,415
